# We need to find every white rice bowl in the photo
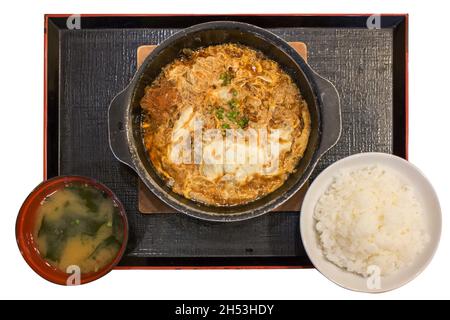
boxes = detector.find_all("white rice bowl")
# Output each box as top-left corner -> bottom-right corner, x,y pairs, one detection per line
300,153 -> 441,292
314,165 -> 429,277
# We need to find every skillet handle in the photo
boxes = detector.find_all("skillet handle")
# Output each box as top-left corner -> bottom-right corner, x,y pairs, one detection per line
108,89 -> 134,168
312,72 -> 342,156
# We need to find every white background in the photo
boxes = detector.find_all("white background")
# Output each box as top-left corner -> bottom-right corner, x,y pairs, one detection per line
1,0 -> 448,300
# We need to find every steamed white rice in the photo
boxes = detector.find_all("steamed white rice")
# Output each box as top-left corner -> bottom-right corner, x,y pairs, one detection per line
314,165 -> 429,277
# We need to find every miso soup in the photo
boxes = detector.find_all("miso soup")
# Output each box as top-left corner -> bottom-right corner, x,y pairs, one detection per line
34,182 -> 124,274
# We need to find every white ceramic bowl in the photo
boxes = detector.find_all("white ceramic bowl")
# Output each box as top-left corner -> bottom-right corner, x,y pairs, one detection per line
300,152 -> 442,293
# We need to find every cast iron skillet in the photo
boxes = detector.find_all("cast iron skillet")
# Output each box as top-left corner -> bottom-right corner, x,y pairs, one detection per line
108,21 -> 341,222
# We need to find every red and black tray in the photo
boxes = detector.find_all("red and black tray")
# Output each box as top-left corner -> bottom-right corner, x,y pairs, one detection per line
44,14 -> 408,269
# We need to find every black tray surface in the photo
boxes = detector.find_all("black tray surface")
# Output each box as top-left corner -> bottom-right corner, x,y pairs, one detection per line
46,15 -> 407,267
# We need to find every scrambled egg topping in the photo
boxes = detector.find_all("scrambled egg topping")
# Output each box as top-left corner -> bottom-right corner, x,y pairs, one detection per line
141,44 -> 311,206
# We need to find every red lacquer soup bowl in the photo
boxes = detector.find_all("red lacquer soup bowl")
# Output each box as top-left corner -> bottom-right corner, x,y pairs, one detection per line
16,176 -> 129,285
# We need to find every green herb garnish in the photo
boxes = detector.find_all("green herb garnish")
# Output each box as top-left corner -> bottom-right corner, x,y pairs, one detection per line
226,110 -> 239,122
219,71 -> 234,86
228,98 -> 238,109
222,123 -> 231,129
237,117 -> 249,128
216,107 -> 224,120
231,88 -> 238,97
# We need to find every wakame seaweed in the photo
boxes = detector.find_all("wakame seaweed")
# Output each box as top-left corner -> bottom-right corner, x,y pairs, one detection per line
34,182 -> 124,274
88,236 -> 121,260
38,216 -> 68,261
66,184 -> 103,213
38,212 -> 106,261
